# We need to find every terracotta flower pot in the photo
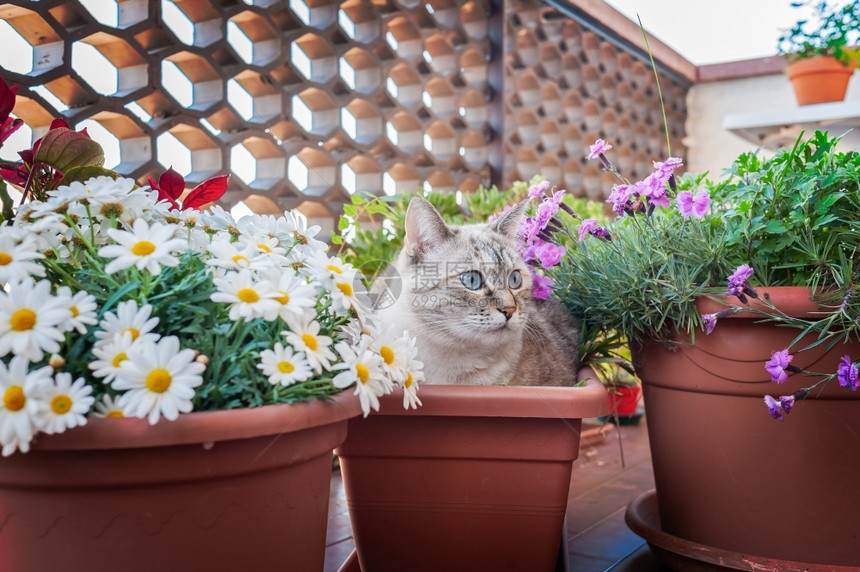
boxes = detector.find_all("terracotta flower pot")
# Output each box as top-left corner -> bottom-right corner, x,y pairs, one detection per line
0,393 -> 362,572
785,55 -> 855,105
630,287 -> 860,567
608,385 -> 641,416
334,380 -> 609,572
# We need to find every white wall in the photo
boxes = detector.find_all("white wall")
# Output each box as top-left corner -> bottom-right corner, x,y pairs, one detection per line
685,71 -> 860,181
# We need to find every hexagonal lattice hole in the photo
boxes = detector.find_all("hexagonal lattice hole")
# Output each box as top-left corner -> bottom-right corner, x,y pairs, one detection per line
288,147 -> 336,196
338,0 -> 379,43
341,98 -> 382,145
423,33 -> 457,75
227,71 -> 283,123
78,111 -> 151,172
292,87 -> 338,136
460,48 -> 487,86
460,1 -> 487,39
423,121 -> 456,161
230,135 -> 287,191
160,51 -> 224,111
0,5 -> 63,76
0,95 -> 54,162
459,89 -> 488,127
78,0 -> 147,27
341,155 -> 382,195
423,77 -> 456,117
339,47 -> 381,94
32,74 -> 97,112
385,16 -> 422,60
156,123 -> 223,182
72,32 -> 148,97
459,129 -> 488,169
386,63 -> 422,107
289,0 -> 338,29
227,10 -> 281,67
385,111 -> 422,152
383,162 -> 420,196
425,0 -> 459,28
161,0 -> 222,47
291,32 -> 337,82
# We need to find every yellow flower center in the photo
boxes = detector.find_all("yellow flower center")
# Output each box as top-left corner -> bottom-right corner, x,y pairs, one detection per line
123,327 -> 140,341
237,288 -> 259,303
276,291 -> 290,305
10,308 -> 36,331
112,352 -> 128,367
380,345 -> 395,365
0,252 -> 11,265
405,372 -> 413,389
145,368 -> 172,393
302,333 -> 318,351
277,361 -> 295,373
3,385 -> 25,411
336,282 -> 353,297
70,305 -> 80,318
258,243 -> 272,253
356,363 -> 370,384
107,410 -> 124,418
231,254 -> 249,265
131,241 -> 156,256
326,264 -> 343,274
51,394 -> 72,415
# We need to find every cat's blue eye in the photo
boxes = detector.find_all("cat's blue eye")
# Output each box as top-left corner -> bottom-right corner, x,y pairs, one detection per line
508,270 -> 522,289
460,270 -> 483,290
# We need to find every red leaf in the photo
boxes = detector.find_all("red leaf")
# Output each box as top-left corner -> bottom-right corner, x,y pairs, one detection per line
157,167 -> 186,201
0,80 -> 17,123
183,174 -> 229,210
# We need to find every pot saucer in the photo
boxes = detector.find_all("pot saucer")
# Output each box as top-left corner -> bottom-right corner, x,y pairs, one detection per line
624,490 -> 858,572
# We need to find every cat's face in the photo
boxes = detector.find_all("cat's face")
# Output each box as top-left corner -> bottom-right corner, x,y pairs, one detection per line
397,197 -> 533,346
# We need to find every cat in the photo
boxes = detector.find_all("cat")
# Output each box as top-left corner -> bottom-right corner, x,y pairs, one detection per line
378,195 -> 580,386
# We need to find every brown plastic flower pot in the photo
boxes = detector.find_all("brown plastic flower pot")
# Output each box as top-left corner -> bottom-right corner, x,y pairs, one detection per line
334,380 -> 609,572
631,287 -> 860,567
0,394 -> 362,572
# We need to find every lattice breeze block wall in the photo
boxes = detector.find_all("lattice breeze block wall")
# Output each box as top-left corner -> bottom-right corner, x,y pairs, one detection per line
0,0 -> 688,232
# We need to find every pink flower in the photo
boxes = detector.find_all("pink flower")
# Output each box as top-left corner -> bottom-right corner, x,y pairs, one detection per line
536,241 -> 565,268
765,349 -> 793,383
676,191 -> 710,218
587,139 -> 612,160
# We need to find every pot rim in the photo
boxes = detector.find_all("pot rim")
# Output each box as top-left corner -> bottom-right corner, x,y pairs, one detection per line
696,286 -> 833,319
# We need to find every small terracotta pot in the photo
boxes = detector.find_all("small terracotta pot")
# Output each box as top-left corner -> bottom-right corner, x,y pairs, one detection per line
335,380 -> 609,572
785,55 -> 854,105
0,393 -> 362,572
632,287 -> 860,567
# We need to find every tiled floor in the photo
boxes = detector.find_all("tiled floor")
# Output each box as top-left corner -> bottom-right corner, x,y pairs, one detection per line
324,413 -> 663,572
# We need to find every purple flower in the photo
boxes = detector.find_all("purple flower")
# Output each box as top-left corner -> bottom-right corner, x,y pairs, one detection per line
634,174 -> 670,208
676,191 -> 710,218
779,394 -> 796,414
702,313 -> 717,334
536,241 -> 565,268
487,204 -> 512,223
606,184 -> 630,215
587,139 -> 612,160
530,269 -> 554,299
764,395 -> 785,421
519,216 -> 541,242
527,180 -> 551,199
726,264 -> 757,302
765,349 -> 793,383
837,355 -> 859,390
577,219 -> 611,242
653,157 -> 683,179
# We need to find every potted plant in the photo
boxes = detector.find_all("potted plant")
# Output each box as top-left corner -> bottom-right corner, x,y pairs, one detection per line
331,183 -> 609,571
545,132 -> 860,569
778,0 -> 860,105
0,78 -> 422,571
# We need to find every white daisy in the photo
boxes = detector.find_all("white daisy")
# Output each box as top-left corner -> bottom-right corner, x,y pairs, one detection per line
283,311 -> 337,374
56,286 -> 98,334
237,213 -> 294,246
48,176 -> 136,209
89,331 -> 137,383
0,357 -> 52,456
210,269 -> 281,321
34,372 -> 95,434
91,393 -> 125,418
113,335 -> 205,424
198,205 -> 240,238
261,268 -> 317,322
205,237 -> 259,271
332,338 -> 389,417
370,325 -> 411,383
95,300 -> 160,344
0,278 -> 71,362
98,218 -> 188,275
257,342 -> 313,386
401,342 -> 424,410
284,210 -> 326,253
0,230 -> 44,282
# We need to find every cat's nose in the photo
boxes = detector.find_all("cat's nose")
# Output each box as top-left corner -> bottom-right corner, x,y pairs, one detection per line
498,306 -> 515,321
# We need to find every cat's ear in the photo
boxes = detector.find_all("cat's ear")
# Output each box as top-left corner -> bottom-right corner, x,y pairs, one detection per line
404,196 -> 453,261
491,200 -> 529,239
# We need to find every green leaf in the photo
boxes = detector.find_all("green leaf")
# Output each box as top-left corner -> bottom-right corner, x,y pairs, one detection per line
34,128 -> 105,172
